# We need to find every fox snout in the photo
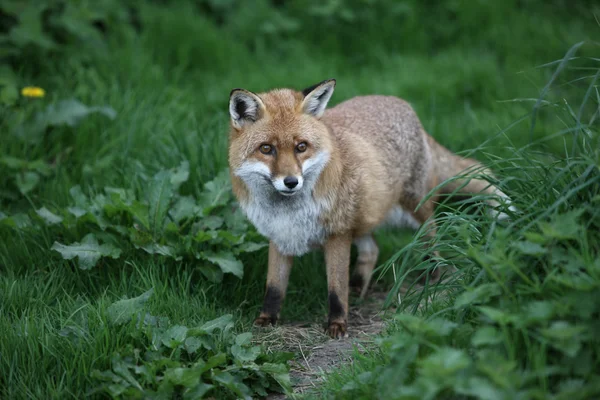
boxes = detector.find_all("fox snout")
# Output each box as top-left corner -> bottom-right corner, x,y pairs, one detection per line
272,175 -> 304,196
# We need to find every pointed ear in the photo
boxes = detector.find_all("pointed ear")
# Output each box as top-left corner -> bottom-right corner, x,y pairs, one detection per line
229,89 -> 265,130
301,79 -> 336,118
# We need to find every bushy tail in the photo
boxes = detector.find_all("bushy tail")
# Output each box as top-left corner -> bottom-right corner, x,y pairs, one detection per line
428,137 -> 517,220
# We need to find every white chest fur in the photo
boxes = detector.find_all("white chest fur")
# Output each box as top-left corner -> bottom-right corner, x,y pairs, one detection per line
241,192 -> 327,256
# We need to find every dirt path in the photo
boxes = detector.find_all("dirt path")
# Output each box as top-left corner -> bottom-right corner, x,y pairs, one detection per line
258,291 -> 392,399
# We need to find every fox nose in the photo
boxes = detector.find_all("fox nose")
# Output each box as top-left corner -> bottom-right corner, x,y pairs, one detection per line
283,176 -> 299,189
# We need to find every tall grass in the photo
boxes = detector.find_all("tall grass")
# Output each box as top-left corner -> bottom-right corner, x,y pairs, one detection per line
316,48 -> 600,400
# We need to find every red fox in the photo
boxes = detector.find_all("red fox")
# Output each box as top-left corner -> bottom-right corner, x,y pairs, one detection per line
227,79 -> 515,338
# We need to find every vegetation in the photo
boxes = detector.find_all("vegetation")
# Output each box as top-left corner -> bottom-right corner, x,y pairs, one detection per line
1,0 -> 598,399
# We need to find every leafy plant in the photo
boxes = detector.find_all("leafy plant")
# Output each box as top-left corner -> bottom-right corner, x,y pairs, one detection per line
90,289 -> 292,399
21,162 -> 267,279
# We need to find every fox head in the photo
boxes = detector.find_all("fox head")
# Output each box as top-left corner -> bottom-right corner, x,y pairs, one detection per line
228,79 -> 336,199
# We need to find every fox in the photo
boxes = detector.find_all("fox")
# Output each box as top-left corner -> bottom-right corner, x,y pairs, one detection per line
227,79 -> 515,338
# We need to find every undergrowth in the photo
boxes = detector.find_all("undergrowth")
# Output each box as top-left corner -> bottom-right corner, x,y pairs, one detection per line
315,48 -> 600,400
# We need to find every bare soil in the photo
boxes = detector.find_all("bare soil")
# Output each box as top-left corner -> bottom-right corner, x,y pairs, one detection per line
259,290 -> 392,399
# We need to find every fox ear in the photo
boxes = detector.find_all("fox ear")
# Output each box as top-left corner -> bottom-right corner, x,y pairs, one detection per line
229,89 -> 265,130
301,79 -> 336,118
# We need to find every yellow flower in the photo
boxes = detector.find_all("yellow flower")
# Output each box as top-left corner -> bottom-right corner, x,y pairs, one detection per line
21,86 -> 45,98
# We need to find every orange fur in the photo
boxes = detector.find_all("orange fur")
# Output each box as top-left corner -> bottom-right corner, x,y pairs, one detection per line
227,80 -> 514,338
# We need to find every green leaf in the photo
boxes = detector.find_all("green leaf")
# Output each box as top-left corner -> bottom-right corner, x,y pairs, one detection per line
37,99 -> 117,128
235,241 -> 268,254
216,230 -> 244,246
198,264 -> 224,283
194,230 -> 218,243
51,233 -> 121,270
201,251 -> 244,278
199,215 -> 224,231
16,171 -> 40,194
260,363 -> 292,393
106,288 -> 154,326
0,213 -> 32,229
140,243 -> 179,259
419,347 -> 471,378
235,332 -> 253,346
35,207 -> 63,225
455,376 -> 504,400
477,306 -> 513,325
111,354 -> 143,391
161,325 -> 188,349
475,350 -> 518,389
212,371 -> 252,400
170,160 -> 190,190
512,240 -> 547,256
395,314 -> 457,338
538,209 -> 584,240
199,169 -> 231,213
455,283 -> 502,308
0,84 -> 18,106
183,383 -> 214,400
163,366 -> 201,388
68,206 -> 87,218
184,337 -> 203,354
197,314 -> 234,334
147,170 -> 174,238
170,196 -> 200,223
471,326 -> 503,347
8,6 -> 56,49
204,352 -> 227,370
69,185 -> 89,207
541,321 -> 586,340
231,344 -> 261,363
518,301 -> 554,326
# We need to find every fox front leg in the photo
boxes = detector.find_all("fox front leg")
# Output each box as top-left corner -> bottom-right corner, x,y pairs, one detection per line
254,242 -> 293,327
324,233 -> 352,339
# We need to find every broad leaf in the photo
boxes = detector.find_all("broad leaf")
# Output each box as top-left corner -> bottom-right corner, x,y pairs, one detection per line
106,288 -> 154,326
188,314 -> 233,336
183,383 -> 214,400
170,161 -> 190,190
16,171 -> 40,194
51,233 -> 121,270
35,207 -> 63,225
454,283 -> 502,308
162,366 -> 201,388
201,251 -> 244,278
37,99 -> 117,128
198,263 -> 224,283
161,325 -> 188,349
231,344 -> 261,363
212,371 -> 252,400
199,169 -> 231,213
259,362 -> 292,393
170,196 -> 200,223
512,240 -> 547,256
471,326 -> 503,347
147,170 -> 174,238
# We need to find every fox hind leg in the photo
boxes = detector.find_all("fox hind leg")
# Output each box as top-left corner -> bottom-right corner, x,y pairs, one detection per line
350,234 -> 379,300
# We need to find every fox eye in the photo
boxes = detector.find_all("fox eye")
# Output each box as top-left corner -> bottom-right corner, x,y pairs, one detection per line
259,144 -> 273,155
296,142 -> 308,153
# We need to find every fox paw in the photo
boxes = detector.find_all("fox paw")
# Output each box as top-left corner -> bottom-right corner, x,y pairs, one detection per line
326,321 -> 348,339
253,315 -> 276,327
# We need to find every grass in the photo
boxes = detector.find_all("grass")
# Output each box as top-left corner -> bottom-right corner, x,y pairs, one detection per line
1,1 -> 599,399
